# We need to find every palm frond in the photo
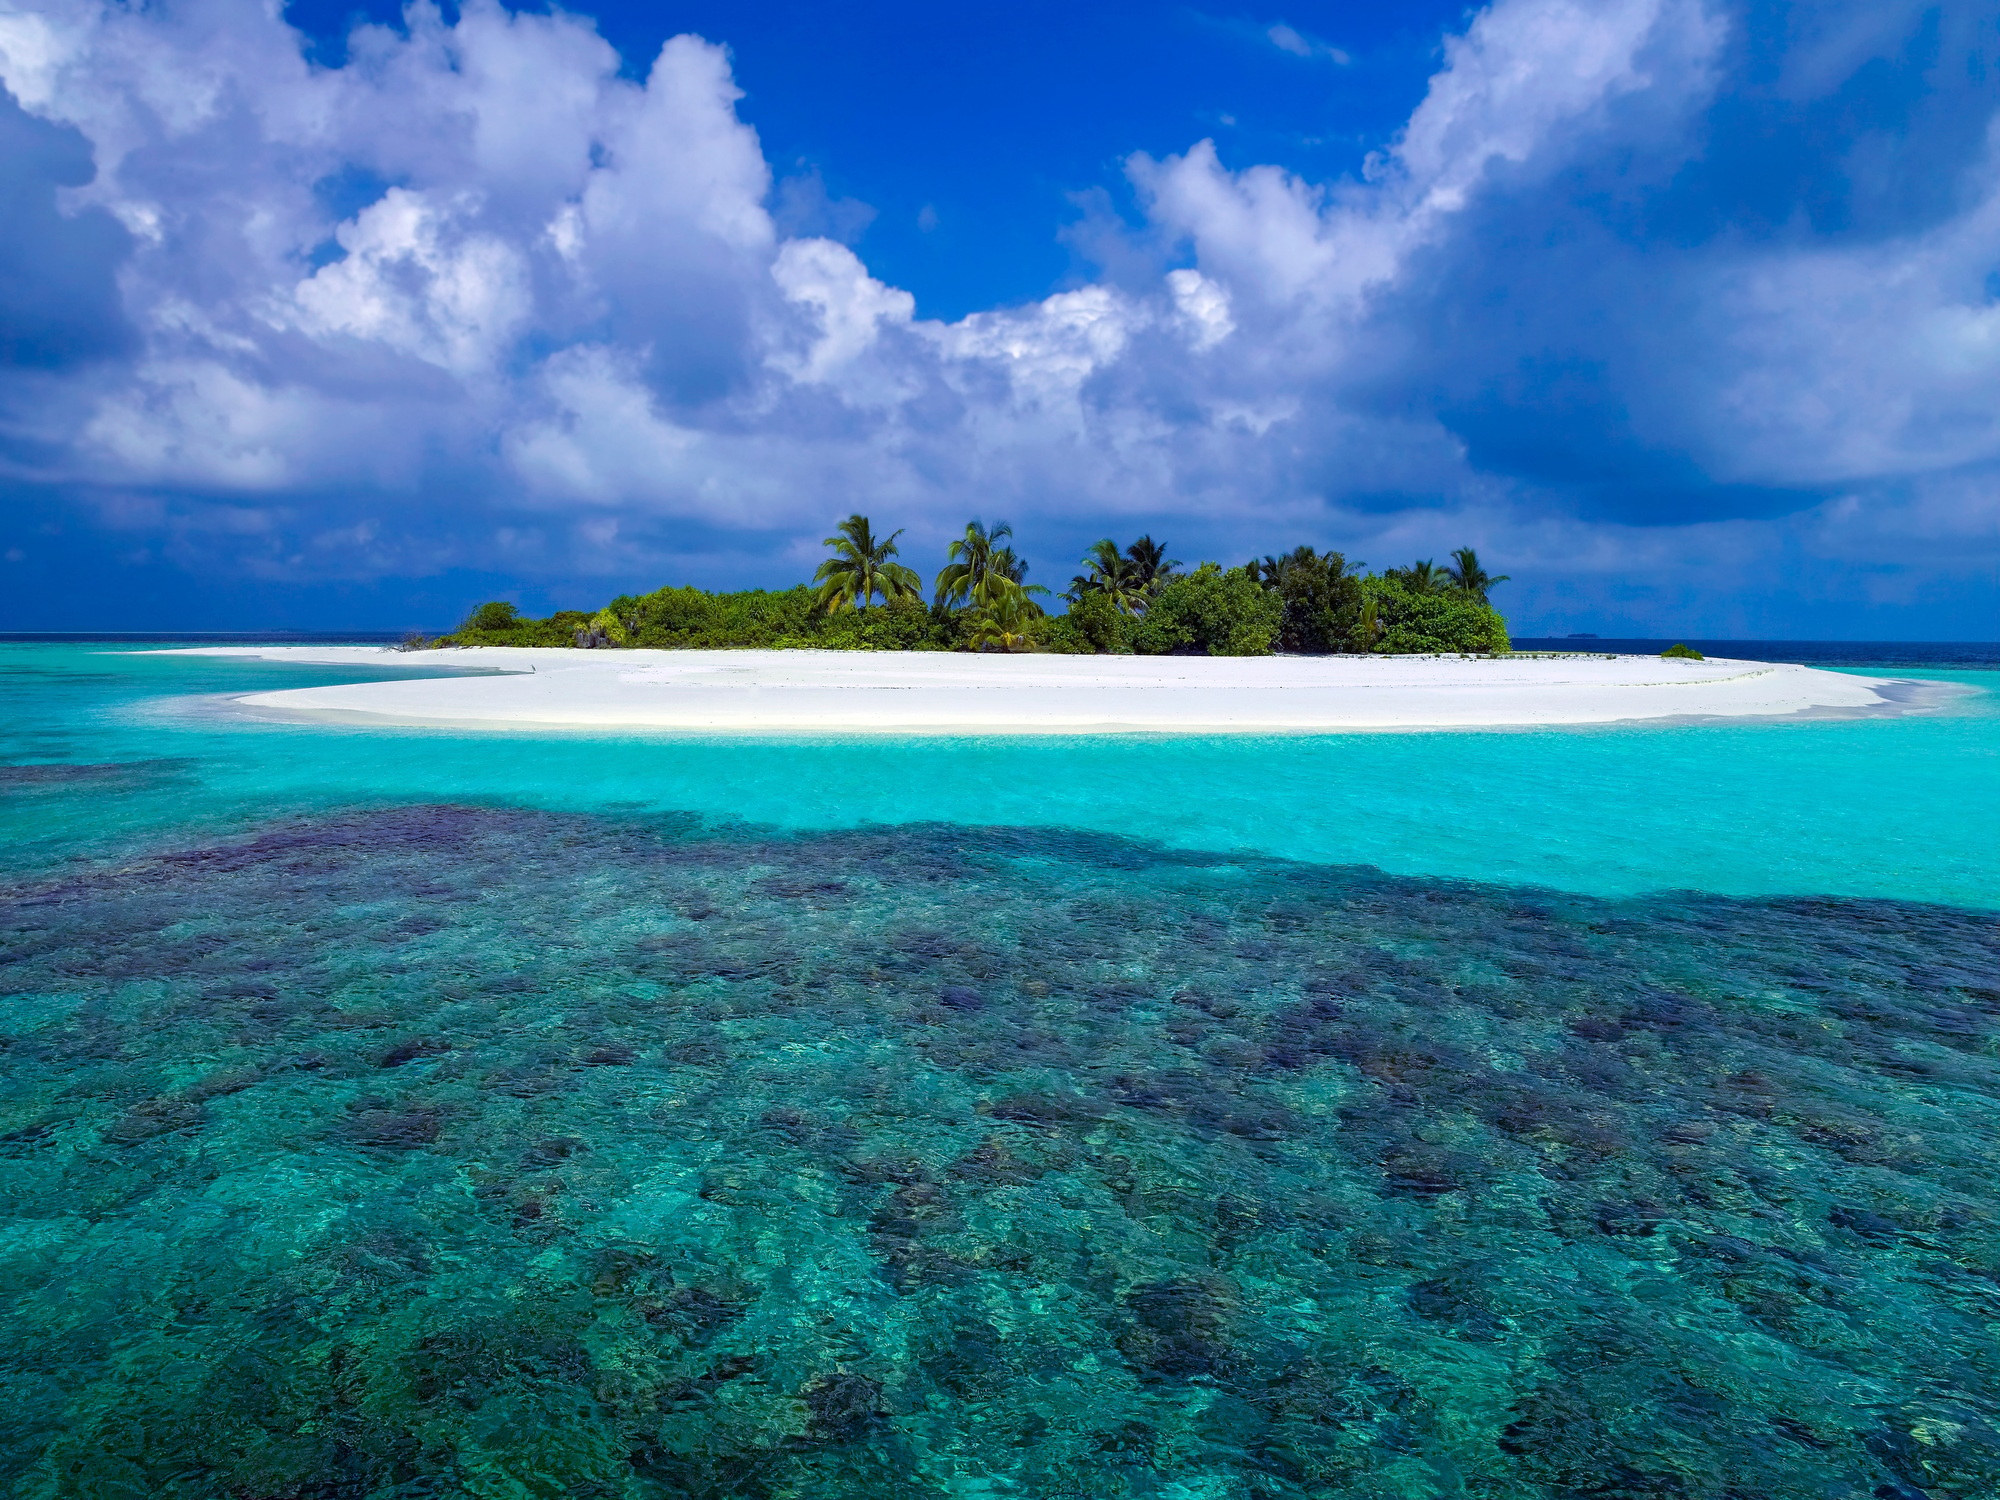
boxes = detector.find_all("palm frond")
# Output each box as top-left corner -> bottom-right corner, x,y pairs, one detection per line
815,513 -> 913,612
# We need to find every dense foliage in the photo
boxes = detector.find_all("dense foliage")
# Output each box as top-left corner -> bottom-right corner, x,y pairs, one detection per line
449,588 -> 957,652
1035,565 -> 1282,656
443,524 -> 1511,656
1363,576 -> 1513,655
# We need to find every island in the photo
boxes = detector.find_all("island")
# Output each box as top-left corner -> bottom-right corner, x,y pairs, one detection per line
170,645 -> 1911,733
159,526 -> 1921,732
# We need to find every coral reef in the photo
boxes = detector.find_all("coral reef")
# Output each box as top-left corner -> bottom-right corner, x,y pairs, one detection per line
1,806 -> 1996,1497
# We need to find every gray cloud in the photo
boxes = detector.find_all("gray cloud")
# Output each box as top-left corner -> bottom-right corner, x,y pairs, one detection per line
0,89 -> 131,373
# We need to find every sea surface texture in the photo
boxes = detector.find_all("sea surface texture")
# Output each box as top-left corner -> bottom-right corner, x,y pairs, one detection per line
2,644 -> 1999,1499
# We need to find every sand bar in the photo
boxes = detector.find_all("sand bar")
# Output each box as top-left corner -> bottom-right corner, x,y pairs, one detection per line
153,645 -> 1920,733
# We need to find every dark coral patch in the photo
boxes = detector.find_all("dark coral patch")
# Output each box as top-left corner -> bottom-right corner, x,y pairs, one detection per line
2,806 -> 1998,1499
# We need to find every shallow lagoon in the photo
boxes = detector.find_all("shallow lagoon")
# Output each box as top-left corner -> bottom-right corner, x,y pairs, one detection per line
5,645 -> 1999,905
2,644 -> 1998,1498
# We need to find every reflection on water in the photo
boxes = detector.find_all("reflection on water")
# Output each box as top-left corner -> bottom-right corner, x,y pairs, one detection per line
3,806 -> 1997,1497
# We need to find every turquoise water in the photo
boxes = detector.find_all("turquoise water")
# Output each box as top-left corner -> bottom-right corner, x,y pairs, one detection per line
4,644 -> 1998,904
4,644 -> 2000,1499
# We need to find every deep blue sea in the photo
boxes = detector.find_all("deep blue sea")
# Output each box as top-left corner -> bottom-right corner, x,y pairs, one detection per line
1513,639 -> 2000,670
3,641 -> 1999,1499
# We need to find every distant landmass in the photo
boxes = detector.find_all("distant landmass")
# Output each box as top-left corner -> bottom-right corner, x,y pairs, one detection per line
1567,632 -> 1599,638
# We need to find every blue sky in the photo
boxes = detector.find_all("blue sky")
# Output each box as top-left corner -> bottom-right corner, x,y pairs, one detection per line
2,0 -> 1998,635
284,0 -> 1474,320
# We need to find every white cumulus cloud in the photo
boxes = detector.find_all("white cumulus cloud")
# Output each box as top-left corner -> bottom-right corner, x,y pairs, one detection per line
0,0 -> 1996,631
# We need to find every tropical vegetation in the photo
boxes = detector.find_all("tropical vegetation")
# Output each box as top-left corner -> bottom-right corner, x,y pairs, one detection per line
441,519 -> 1512,656
812,514 -> 923,613
935,520 -> 1044,612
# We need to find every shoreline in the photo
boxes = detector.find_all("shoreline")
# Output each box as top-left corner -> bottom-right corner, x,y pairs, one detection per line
150,645 -> 1927,735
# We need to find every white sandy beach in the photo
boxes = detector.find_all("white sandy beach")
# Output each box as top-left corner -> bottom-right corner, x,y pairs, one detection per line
158,645 -> 1915,733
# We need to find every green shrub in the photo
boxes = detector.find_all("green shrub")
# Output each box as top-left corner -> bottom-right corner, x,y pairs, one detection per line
815,595 -> 951,651
1130,564 -> 1281,656
600,584 -> 956,651
1253,548 -> 1366,653
1051,590 -> 1134,654
449,599 -> 574,647
464,600 -> 521,633
1359,577 -> 1510,654
628,585 -> 820,647
1029,615 -> 1088,654
1028,598 -> 1123,654
1661,643 -> 1704,660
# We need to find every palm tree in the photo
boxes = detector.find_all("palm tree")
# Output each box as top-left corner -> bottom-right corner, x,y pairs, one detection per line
1125,535 -> 1180,591
993,544 -> 1049,612
1250,545 -> 1355,588
1248,552 -> 1287,588
989,543 -> 1034,591
1443,547 -> 1509,604
1392,558 -> 1446,594
1070,539 -> 1148,613
1357,594 -> 1383,650
966,590 -> 1037,652
813,514 -> 923,613
934,520 -> 1046,611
